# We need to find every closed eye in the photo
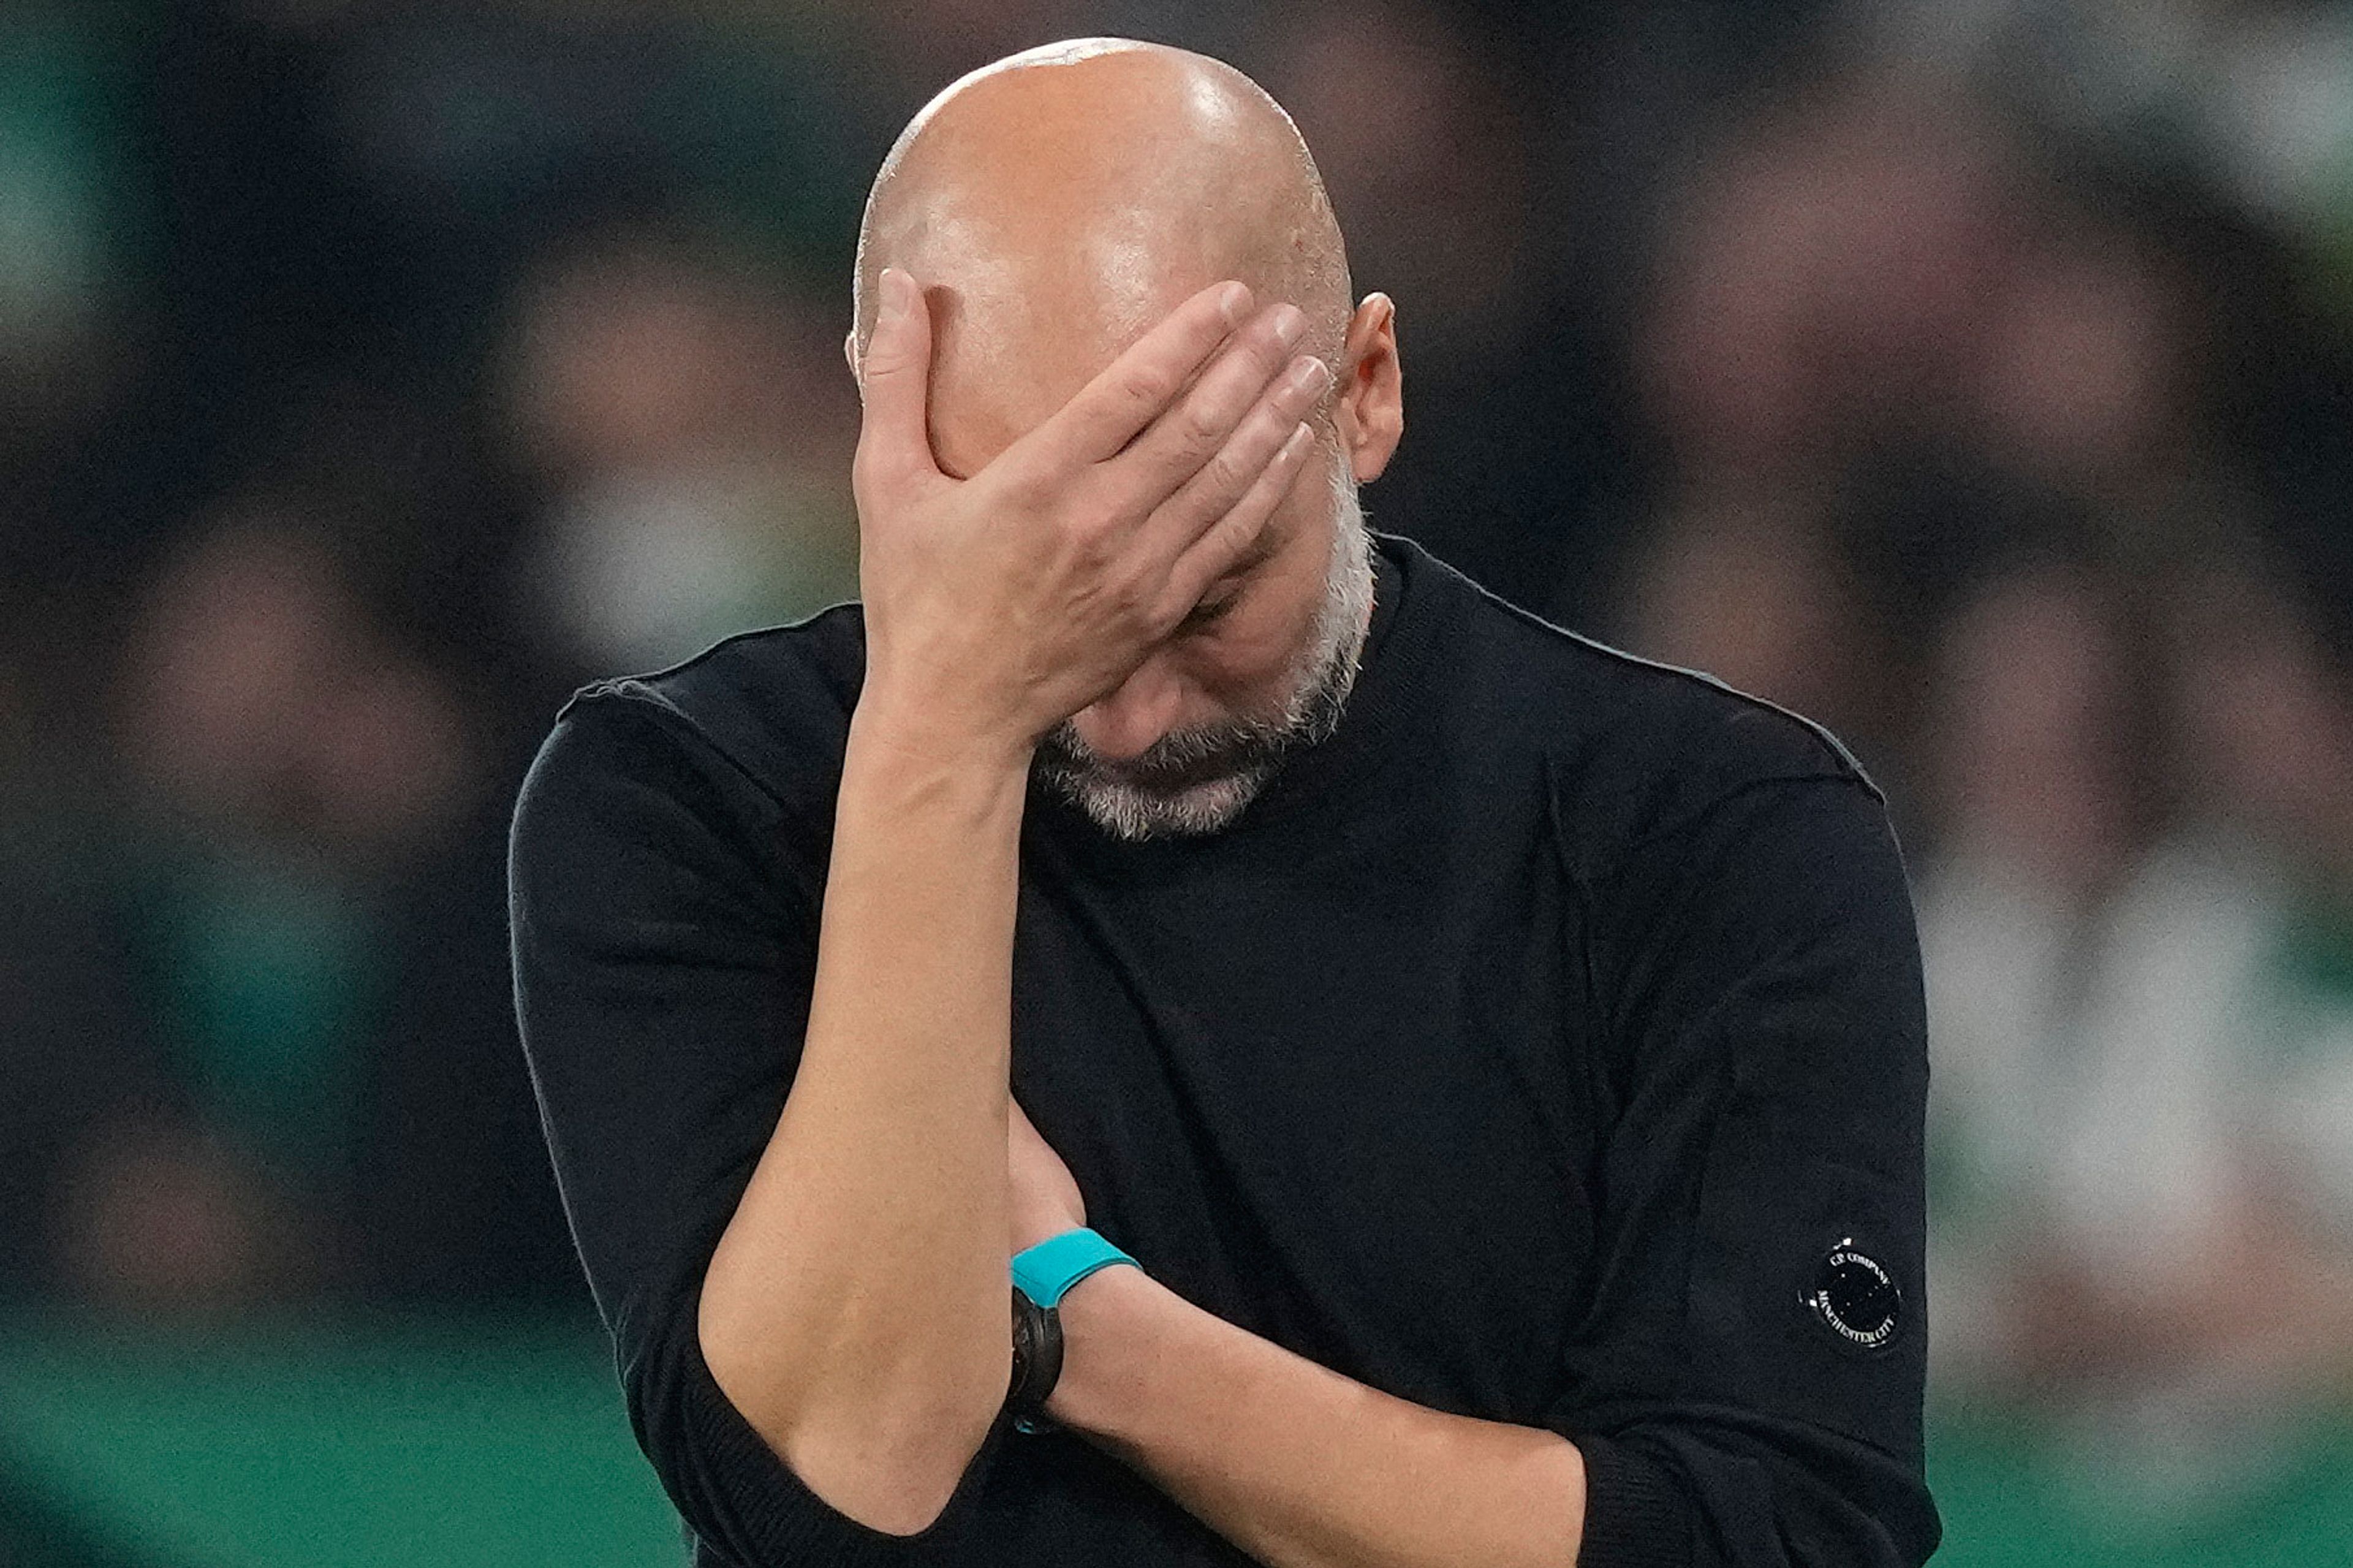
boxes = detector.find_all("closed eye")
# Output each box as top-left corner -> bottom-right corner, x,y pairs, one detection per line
1177,589 -> 1243,632
1176,532 -> 1281,633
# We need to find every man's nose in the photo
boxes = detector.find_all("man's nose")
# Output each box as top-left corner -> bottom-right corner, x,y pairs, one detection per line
1070,656 -> 1188,762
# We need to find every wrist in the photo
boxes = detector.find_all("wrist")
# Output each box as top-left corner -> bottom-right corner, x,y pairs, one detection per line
846,693 -> 1035,785
1042,1262 -> 1182,1439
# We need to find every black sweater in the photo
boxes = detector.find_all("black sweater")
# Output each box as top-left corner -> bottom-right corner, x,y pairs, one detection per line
509,536 -> 1939,1567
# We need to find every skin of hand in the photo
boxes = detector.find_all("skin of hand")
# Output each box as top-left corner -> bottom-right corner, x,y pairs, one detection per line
852,267 -> 1332,763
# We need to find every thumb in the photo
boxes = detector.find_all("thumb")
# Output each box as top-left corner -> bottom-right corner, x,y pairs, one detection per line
854,268 -> 942,497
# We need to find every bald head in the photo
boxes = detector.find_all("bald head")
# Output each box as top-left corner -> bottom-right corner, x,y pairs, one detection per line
854,39 -> 1352,475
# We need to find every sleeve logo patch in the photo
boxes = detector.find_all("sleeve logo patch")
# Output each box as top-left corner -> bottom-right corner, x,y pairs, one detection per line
1805,1240 -> 1900,1352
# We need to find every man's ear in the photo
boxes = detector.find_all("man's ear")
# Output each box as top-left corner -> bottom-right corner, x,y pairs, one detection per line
1333,293 -> 1402,484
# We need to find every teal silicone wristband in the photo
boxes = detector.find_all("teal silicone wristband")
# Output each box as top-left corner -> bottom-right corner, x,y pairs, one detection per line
1011,1227 -> 1139,1308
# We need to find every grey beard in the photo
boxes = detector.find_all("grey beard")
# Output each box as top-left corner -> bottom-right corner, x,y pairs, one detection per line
1036,461 -> 1376,841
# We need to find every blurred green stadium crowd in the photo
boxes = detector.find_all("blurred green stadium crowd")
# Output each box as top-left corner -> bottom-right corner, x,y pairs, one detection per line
4,1 -> 2353,1563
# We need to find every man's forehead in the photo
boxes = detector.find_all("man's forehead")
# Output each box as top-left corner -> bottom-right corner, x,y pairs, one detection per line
920,257 -> 1224,474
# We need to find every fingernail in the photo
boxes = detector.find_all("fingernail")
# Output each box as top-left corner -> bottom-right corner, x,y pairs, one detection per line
1218,282 -> 1252,327
879,269 -> 911,321
1271,304 -> 1306,348
1286,355 -> 1331,398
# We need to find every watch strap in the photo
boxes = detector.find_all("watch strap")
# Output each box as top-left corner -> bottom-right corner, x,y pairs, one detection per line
1010,1227 -> 1139,1308
1006,1286 -> 1063,1433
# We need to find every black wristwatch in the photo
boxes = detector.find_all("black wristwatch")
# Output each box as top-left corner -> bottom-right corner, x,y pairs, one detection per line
1006,1285 -> 1065,1433
1004,1229 -> 1140,1433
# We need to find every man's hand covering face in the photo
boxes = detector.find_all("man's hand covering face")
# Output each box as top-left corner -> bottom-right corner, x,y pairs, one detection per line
851,269 -> 1330,760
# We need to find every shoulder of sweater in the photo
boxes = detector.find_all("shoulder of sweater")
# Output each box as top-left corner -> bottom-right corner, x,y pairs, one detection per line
544,602 -> 865,817
1407,545 -> 1879,855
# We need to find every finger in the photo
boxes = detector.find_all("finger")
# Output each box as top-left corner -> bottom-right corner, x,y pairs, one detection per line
1161,421 -> 1320,615
852,268 -> 942,498
1144,352 -> 1330,555
1030,280 -> 1254,464
1116,301 -> 1311,492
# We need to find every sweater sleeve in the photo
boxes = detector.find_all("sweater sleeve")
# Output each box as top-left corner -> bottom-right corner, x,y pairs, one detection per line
509,690 -> 1002,1566
1552,770 -> 1941,1568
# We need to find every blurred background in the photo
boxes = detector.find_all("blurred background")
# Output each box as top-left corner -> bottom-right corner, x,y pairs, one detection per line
2,0 -> 2351,1562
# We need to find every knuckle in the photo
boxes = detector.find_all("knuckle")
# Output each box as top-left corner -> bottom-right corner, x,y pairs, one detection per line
1178,404 -> 1226,452
1105,581 -> 1145,631
1200,447 -> 1246,497
1078,516 -> 1121,562
995,459 -> 1053,512
1145,585 -> 1191,638
1064,513 -> 1124,575
1126,592 -> 1170,643
861,346 -> 915,383
1082,475 -> 1148,532
1061,485 -> 1119,541
1189,509 -> 1233,556
1207,508 -> 1256,559
1118,366 -> 1173,412
1110,556 -> 1158,609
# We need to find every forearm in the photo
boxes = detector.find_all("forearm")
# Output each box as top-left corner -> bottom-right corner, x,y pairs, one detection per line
689,268 -> 1315,1535
1054,1268 -> 1588,1568
699,703 -> 1031,1532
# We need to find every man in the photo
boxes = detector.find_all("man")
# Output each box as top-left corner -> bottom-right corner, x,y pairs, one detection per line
511,38 -> 1938,1568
